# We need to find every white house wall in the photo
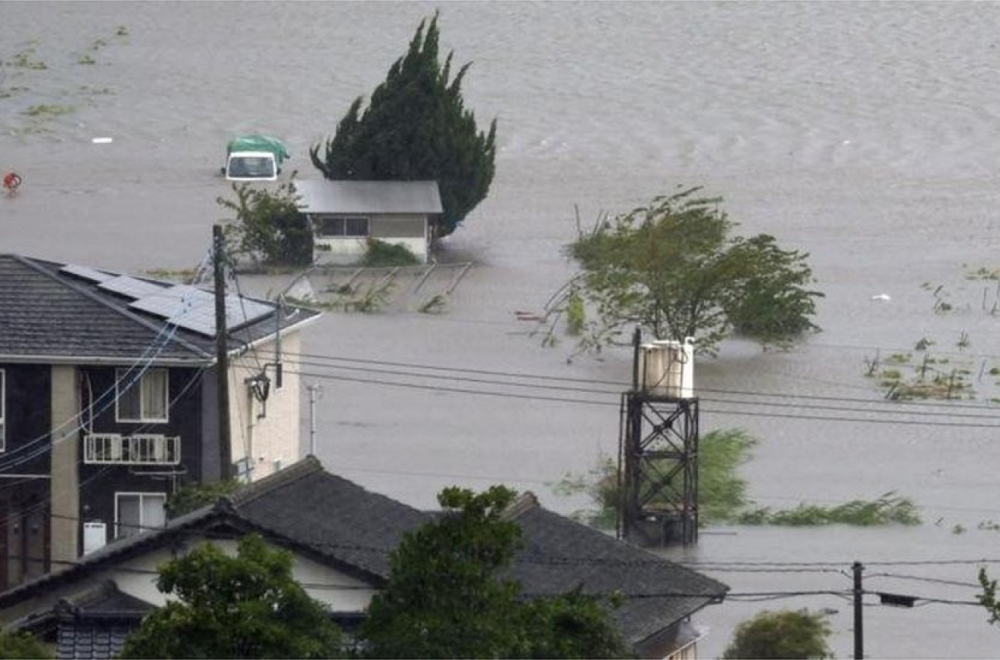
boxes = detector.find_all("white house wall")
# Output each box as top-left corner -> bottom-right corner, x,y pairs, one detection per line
227,332 -> 302,481
312,214 -> 428,264
0,534 -> 377,626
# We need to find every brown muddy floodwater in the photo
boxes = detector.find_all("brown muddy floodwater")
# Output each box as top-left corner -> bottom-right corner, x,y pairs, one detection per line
4,2 -> 1000,656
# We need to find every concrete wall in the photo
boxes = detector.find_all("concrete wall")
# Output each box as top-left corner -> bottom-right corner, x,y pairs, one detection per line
227,333 -> 303,481
49,365 -> 78,569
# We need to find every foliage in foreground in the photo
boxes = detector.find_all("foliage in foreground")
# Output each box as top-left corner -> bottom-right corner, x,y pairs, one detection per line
554,428 -> 920,528
0,631 -> 51,659
360,486 -> 628,659
218,180 -> 313,267
119,535 -> 341,659
722,609 -> 832,659
310,13 -> 496,238
164,479 -> 241,519
568,187 -> 822,355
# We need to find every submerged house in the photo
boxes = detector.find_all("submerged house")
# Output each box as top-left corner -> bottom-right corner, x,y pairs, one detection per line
0,254 -> 319,589
0,457 -> 728,659
295,180 -> 443,264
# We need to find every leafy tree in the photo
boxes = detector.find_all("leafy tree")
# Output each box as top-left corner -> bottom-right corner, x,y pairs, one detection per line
119,534 -> 341,659
164,479 -> 241,518
979,567 -> 1000,626
0,631 -> 52,659
722,609 -> 832,659
218,179 -> 312,267
568,187 -> 822,355
310,13 -> 496,238
359,486 -> 628,659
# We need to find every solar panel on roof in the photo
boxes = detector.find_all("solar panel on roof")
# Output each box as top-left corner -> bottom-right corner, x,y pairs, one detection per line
99,276 -> 166,300
127,287 -> 274,337
60,264 -> 113,283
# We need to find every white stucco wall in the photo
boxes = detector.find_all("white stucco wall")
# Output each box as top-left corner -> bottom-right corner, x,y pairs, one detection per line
227,332 -> 302,481
312,214 -> 429,264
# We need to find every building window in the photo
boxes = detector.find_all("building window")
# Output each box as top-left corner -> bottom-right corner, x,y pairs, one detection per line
316,216 -> 369,238
84,433 -> 180,464
0,369 -> 4,452
115,492 -> 166,538
116,368 -> 168,423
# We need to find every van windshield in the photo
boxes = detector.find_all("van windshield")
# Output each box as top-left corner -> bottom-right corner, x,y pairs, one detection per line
228,156 -> 275,179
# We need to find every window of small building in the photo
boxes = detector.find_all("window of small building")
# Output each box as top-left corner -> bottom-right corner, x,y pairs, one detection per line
116,368 -> 169,423
115,492 -> 166,538
316,216 -> 370,238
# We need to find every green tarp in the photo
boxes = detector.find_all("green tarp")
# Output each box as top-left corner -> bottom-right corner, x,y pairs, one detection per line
226,135 -> 289,163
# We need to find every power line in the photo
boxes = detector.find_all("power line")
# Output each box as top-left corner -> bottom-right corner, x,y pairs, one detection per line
285,350 -> 1000,414
284,368 -> 1000,430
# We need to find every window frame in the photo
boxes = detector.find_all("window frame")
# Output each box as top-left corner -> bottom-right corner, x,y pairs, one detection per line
114,491 -> 167,539
115,368 -> 169,423
315,215 -> 370,238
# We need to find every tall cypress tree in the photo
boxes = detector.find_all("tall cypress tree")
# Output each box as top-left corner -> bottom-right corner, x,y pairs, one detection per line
310,14 -> 497,237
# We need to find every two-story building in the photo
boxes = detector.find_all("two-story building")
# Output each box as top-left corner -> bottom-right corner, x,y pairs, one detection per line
0,254 -> 320,589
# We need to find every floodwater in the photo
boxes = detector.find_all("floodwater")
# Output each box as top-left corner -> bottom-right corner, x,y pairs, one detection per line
4,2 -> 1000,656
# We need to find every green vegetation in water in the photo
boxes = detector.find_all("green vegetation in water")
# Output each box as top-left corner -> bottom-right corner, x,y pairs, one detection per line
361,239 -> 419,267
116,25 -> 129,36
143,267 -> 200,283
564,290 -> 585,336
552,429 -> 920,528
419,293 -> 448,315
77,54 -> 96,65
6,45 -> 47,70
318,278 -> 395,313
23,104 -> 74,117
736,492 -> 920,526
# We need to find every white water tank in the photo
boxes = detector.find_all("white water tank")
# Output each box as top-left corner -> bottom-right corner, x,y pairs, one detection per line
640,337 -> 694,399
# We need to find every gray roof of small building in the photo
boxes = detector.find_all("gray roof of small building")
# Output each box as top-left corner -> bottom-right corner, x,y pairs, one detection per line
295,180 -> 443,215
0,458 -> 727,652
0,254 -> 319,365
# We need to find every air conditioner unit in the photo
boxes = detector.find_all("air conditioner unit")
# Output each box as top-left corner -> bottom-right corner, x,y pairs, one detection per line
83,521 -> 107,554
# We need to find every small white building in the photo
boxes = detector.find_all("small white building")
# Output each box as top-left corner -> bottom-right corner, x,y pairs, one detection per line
295,180 -> 443,264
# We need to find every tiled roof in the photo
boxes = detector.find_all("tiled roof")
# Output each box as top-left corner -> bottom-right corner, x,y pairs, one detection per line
57,622 -> 136,660
0,254 -> 319,365
0,458 -> 727,651
505,496 -> 728,647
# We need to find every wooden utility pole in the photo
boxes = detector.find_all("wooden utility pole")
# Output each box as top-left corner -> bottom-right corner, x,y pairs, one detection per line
213,225 -> 232,479
853,561 -> 864,659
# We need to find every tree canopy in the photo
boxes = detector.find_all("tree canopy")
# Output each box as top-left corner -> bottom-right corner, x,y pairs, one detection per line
722,609 -> 832,659
310,13 -> 496,238
119,534 -> 341,659
359,486 -> 628,659
568,187 -> 822,355
218,179 -> 313,267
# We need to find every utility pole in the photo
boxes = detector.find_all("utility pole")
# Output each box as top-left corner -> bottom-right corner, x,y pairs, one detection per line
307,384 -> 322,456
213,225 -> 232,479
853,561 -> 864,659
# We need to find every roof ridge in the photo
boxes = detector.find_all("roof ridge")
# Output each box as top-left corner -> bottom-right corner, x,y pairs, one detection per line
226,455 -> 325,506
501,491 -> 539,520
13,255 -> 213,360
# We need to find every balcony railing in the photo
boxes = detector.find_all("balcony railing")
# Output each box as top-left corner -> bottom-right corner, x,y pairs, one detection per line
84,433 -> 180,465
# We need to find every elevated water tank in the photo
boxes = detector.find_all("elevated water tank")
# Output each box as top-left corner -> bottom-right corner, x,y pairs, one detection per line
639,337 -> 694,399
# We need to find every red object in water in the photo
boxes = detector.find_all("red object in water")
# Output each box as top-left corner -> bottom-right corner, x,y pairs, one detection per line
2,171 -> 21,192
